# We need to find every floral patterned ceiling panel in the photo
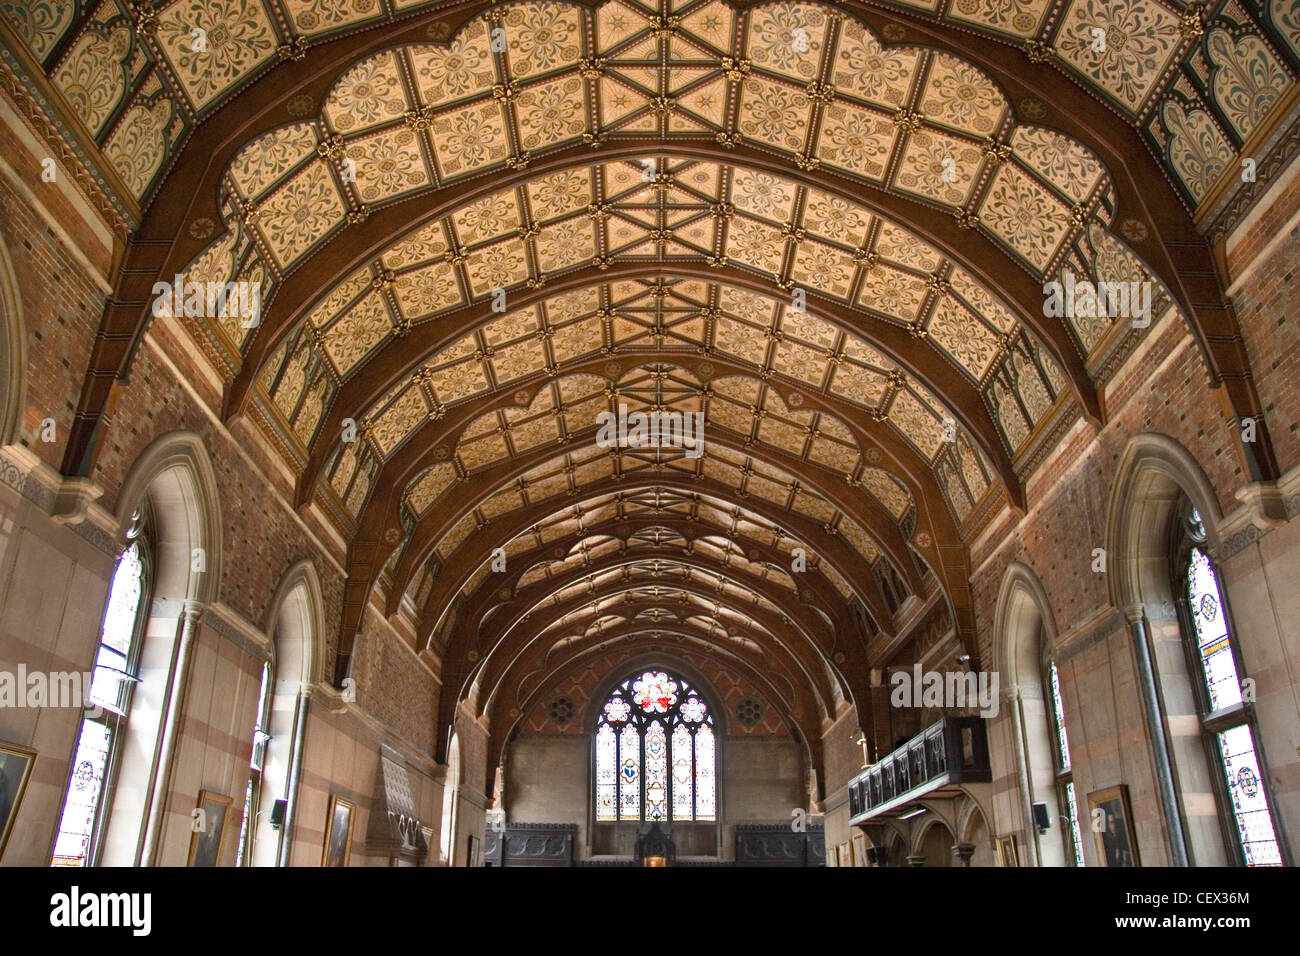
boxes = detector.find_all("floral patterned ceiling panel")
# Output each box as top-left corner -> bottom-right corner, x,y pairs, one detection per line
6,0 -> 1295,212
125,0 -> 1199,533
388,368 -> 893,569
212,1 -> 1115,276
247,146 -> 1085,461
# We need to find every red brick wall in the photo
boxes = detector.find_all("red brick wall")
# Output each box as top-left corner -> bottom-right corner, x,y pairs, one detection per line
0,175 -> 104,467
974,318 -> 1245,647
1232,221 -> 1300,474
85,333 -> 348,664
353,611 -> 439,758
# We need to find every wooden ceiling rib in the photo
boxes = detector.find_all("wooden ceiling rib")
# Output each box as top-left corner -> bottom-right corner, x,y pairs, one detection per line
287,260 -> 1025,508
22,0 -> 1286,768
378,459 -> 904,644
462,574 -> 839,752
440,511 -> 850,633
57,0 -> 1276,485
471,562 -> 837,719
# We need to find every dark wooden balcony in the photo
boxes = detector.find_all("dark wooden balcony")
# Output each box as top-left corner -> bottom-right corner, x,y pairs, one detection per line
848,717 -> 991,825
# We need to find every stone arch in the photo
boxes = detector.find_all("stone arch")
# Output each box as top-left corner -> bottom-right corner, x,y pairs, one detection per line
1105,433 -> 1232,866
992,560 -> 1067,866
1106,432 -> 1225,614
263,560 -> 325,689
250,559 -> 325,865
98,431 -> 223,864
956,793 -> 996,867
112,431 -> 223,606
881,825 -> 908,866
912,813 -> 956,867
0,235 -> 24,446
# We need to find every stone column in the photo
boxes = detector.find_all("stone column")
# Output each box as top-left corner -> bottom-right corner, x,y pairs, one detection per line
1125,605 -> 1189,866
1005,684 -> 1041,866
140,599 -> 203,865
277,690 -> 310,866
905,853 -> 926,866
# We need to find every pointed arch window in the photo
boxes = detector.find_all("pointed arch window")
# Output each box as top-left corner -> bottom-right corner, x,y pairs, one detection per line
235,662 -> 272,866
440,733 -> 460,865
595,670 -> 715,822
1176,508 -> 1282,866
1046,660 -> 1084,866
51,523 -> 151,867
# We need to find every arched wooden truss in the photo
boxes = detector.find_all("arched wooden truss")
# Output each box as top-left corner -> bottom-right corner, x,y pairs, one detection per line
30,0 -> 1293,776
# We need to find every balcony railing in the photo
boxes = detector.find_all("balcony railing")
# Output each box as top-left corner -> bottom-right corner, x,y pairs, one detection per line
848,717 -> 991,824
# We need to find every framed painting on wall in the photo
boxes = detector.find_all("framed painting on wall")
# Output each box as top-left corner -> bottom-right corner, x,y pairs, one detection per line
826,844 -> 838,867
995,834 -> 1018,867
187,790 -> 232,867
1089,785 -> 1140,867
0,741 -> 36,860
323,795 -> 354,867
851,832 -> 867,867
466,834 -> 479,867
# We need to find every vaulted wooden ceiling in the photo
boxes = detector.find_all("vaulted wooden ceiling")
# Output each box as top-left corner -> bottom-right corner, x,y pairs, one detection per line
15,0 -> 1296,764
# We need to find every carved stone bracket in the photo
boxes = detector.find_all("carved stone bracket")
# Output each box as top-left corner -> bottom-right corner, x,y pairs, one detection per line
0,444 -> 118,554
1214,465 -> 1300,562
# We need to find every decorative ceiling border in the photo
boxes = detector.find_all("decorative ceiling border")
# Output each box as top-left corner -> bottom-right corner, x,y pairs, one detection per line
1203,95 -> 1300,245
0,25 -> 137,232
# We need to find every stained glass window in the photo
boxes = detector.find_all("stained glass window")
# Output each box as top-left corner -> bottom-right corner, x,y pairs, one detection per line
50,721 -> 112,867
89,542 -> 143,714
1217,725 -> 1281,866
695,724 -> 716,819
1046,660 -> 1084,866
1049,662 -> 1071,773
645,721 -> 667,820
633,672 -> 678,713
619,722 -> 640,819
671,723 -> 693,819
596,724 -> 618,821
235,663 -> 271,866
52,539 -> 148,867
1064,781 -> 1085,868
1186,548 -> 1243,711
594,669 -> 715,822
234,777 -> 255,867
1178,535 -> 1281,866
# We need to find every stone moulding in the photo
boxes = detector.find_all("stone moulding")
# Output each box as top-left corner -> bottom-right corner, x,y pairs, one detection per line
1213,465 -> 1300,562
0,443 -> 119,555
202,601 -> 271,662
0,42 -> 134,234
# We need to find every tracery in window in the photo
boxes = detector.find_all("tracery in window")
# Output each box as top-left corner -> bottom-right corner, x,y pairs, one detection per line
595,670 -> 715,822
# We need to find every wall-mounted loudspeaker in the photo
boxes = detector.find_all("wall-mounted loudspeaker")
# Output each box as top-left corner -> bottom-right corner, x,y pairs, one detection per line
270,799 -> 288,830
1032,802 -> 1051,833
